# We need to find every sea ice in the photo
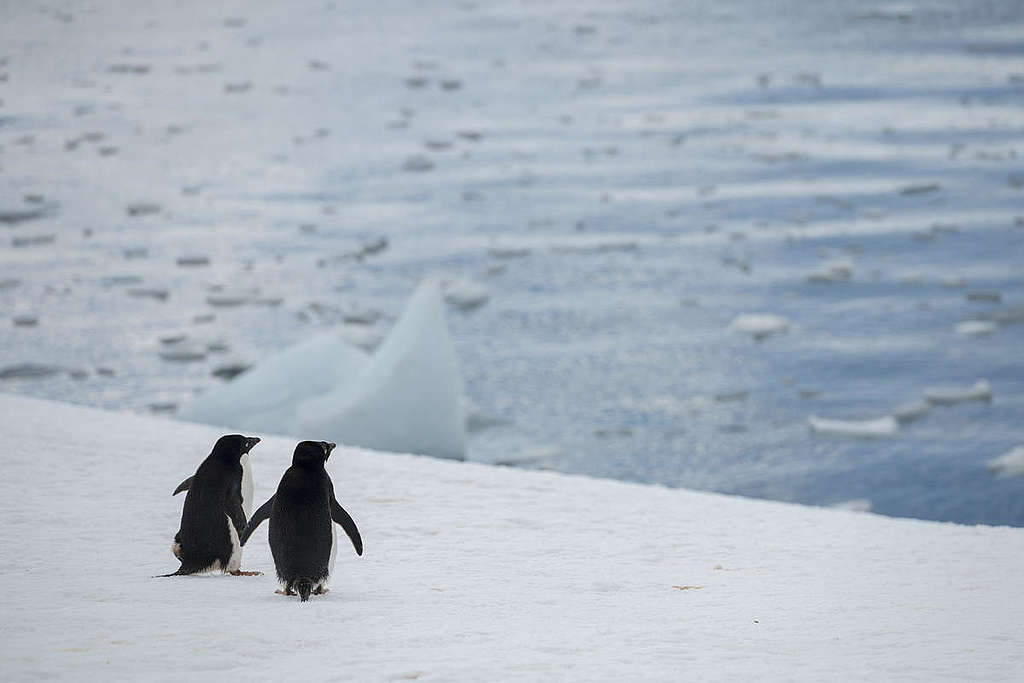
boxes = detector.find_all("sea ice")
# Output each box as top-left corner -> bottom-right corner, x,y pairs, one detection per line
955,320 -> 997,336
891,400 -> 932,423
807,261 -> 853,283
441,279 -> 490,311
808,415 -> 899,438
923,379 -> 992,405
298,281 -> 466,460
730,313 -> 790,339
986,446 -> 1024,477
831,498 -> 873,512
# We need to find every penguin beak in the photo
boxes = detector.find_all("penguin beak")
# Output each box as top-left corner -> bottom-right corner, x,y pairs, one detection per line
243,436 -> 261,453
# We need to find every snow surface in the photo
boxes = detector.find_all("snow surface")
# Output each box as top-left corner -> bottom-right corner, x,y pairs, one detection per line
1,393 -> 1024,681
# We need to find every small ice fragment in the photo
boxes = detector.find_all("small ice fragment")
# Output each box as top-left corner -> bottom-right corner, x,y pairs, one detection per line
176,255 -> 210,267
831,499 -> 873,512
923,379 -> 992,405
986,446 -> 1024,477
0,363 -> 65,380
940,277 -> 966,288
807,260 -> 853,283
966,291 -> 1001,303
730,313 -> 790,339
808,415 -> 898,438
955,320 -> 997,336
442,279 -> 490,311
159,346 -> 207,362
494,445 -> 565,467
487,247 -> 531,259
891,400 -> 931,423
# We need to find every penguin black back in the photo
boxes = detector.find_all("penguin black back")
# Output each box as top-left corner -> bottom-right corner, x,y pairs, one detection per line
270,442 -> 335,596
161,434 -> 260,576
241,440 -> 362,601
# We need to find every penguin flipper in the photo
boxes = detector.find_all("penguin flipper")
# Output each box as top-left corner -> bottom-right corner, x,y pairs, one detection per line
330,497 -> 363,556
172,476 -> 194,496
239,496 -> 274,546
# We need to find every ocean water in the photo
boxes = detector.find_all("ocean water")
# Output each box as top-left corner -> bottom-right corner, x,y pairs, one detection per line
1,0 -> 1022,525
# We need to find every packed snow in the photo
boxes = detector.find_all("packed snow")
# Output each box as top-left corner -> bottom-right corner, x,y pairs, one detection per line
3,394 -> 1024,681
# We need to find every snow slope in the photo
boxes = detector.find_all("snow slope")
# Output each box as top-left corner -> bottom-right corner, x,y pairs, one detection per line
1,393 -> 1022,681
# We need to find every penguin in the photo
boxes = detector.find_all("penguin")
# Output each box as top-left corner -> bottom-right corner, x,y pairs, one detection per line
173,449 -> 254,519
240,441 -> 362,601
160,434 -> 262,577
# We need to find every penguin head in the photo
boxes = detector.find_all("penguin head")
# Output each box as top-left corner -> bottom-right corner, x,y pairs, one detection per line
212,434 -> 261,462
293,440 -> 335,467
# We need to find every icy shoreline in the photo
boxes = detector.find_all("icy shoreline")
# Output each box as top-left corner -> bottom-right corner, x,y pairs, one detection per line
1,393 -> 1022,681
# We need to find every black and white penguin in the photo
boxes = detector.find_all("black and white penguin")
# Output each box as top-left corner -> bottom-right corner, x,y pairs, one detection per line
160,434 -> 262,577
240,441 -> 362,601
173,447 -> 254,519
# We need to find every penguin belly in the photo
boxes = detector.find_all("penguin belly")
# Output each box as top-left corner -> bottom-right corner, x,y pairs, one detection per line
224,513 -> 242,573
240,453 -> 254,519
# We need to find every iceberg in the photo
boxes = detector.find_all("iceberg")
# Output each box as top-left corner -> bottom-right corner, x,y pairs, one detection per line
177,329 -> 371,434
298,281 -> 466,460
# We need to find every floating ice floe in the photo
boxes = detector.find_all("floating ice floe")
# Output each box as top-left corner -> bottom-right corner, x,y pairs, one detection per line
986,446 -> 1024,477
808,415 -> 899,438
954,320 -> 997,336
298,281 -> 466,459
730,313 -> 790,339
891,400 -> 931,423
442,278 -> 490,311
830,499 -> 873,513
807,261 -> 853,283
923,379 -> 992,405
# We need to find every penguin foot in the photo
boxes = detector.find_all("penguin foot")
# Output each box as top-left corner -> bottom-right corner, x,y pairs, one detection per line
313,586 -> 329,595
275,588 -> 297,596
229,569 -> 262,576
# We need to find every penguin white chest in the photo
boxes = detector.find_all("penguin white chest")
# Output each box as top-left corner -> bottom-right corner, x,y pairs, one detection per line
224,514 -> 242,573
240,454 -> 254,519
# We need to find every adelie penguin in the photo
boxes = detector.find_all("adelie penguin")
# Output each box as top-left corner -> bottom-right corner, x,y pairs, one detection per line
240,441 -> 363,601
160,434 -> 262,577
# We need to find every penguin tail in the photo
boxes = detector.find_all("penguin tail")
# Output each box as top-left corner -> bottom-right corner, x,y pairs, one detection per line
296,578 -> 313,602
153,564 -> 197,578
153,568 -> 187,578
